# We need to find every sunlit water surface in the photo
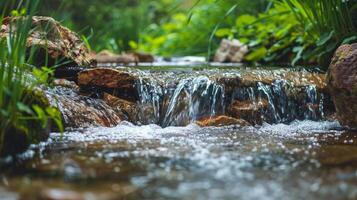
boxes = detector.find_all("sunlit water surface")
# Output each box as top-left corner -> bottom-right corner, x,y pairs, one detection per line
1,120 -> 357,200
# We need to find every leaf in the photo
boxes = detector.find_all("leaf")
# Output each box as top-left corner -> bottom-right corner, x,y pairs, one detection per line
292,46 -> 304,66
245,47 -> 267,61
236,15 -> 257,26
32,105 -> 48,129
46,107 -> 64,133
215,28 -> 232,37
17,102 -> 34,115
316,31 -> 334,47
129,40 -> 138,50
342,36 -> 357,44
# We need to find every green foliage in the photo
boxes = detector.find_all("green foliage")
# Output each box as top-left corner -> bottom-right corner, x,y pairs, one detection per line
283,0 -> 357,67
214,2 -> 304,64
139,0 -> 356,67
0,0 -> 63,155
138,0 -> 269,57
38,0 -> 184,52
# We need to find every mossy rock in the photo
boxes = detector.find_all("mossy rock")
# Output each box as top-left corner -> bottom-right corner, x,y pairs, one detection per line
0,88 -> 55,156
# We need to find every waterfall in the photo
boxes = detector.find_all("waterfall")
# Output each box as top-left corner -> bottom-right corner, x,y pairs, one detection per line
135,76 -> 225,127
230,80 -> 325,124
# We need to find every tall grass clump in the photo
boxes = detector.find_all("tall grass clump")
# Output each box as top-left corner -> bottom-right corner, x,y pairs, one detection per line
0,0 -> 62,155
284,0 -> 357,66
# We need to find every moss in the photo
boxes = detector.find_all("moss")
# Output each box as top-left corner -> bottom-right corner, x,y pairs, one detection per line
0,88 -> 54,156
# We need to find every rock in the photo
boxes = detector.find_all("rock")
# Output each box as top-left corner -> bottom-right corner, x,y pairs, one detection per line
327,44 -> 357,128
53,79 -> 80,90
214,39 -> 248,63
78,68 -> 136,89
130,51 -> 155,62
1,88 -> 52,156
218,69 -> 326,90
95,50 -> 154,64
78,68 -> 139,101
227,100 -> 268,125
102,93 -> 138,122
195,115 -> 250,127
46,87 -> 124,128
0,16 -> 95,68
95,50 -> 138,64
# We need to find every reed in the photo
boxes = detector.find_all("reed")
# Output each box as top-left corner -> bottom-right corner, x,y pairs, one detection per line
0,0 -> 62,155
284,0 -> 356,52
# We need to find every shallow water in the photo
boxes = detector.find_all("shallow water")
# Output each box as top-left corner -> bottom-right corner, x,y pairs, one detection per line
1,120 -> 357,200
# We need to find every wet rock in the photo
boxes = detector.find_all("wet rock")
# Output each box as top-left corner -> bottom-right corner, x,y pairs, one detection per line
227,100 -> 268,125
195,115 -> 250,127
102,93 -> 138,122
1,88 -> 52,156
327,44 -> 357,128
214,39 -> 248,63
53,79 -> 80,90
78,68 -> 136,89
0,16 -> 95,68
46,87 -> 124,128
78,68 -> 139,101
218,69 -> 327,91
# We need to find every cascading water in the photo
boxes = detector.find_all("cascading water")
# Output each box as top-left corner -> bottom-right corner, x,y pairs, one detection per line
162,76 -> 225,127
132,69 -> 328,126
230,79 -> 325,124
135,75 -> 225,127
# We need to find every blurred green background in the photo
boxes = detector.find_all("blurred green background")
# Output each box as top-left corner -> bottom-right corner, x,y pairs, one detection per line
2,0 -> 357,66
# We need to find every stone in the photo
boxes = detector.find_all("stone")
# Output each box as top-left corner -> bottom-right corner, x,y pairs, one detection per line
0,16 -> 95,68
130,51 -> 155,63
95,50 -> 154,64
227,100 -> 268,125
78,68 -> 136,89
195,115 -> 250,127
53,79 -> 80,90
78,68 -> 139,101
95,50 -> 138,64
1,88 -> 52,156
102,93 -> 138,122
218,69 -> 327,90
214,39 -> 248,63
327,44 -> 357,128
78,68 -> 137,95
46,87 -> 124,128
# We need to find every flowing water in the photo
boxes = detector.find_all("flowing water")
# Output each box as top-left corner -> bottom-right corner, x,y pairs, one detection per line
132,67 -> 329,127
1,121 -> 357,200
1,66 -> 356,200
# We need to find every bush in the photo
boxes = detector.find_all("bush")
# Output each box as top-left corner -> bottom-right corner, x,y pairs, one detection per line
138,0 -> 268,57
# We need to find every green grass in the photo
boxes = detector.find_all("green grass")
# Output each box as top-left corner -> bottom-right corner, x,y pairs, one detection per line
0,0 -> 63,155
283,0 -> 357,65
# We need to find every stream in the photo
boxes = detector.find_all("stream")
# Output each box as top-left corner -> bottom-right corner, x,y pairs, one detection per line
1,65 -> 357,200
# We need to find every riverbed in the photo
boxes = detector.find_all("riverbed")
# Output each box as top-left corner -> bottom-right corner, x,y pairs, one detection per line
1,120 -> 357,200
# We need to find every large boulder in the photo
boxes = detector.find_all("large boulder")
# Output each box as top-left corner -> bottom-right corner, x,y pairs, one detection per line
327,44 -> 357,128
0,16 -> 95,68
